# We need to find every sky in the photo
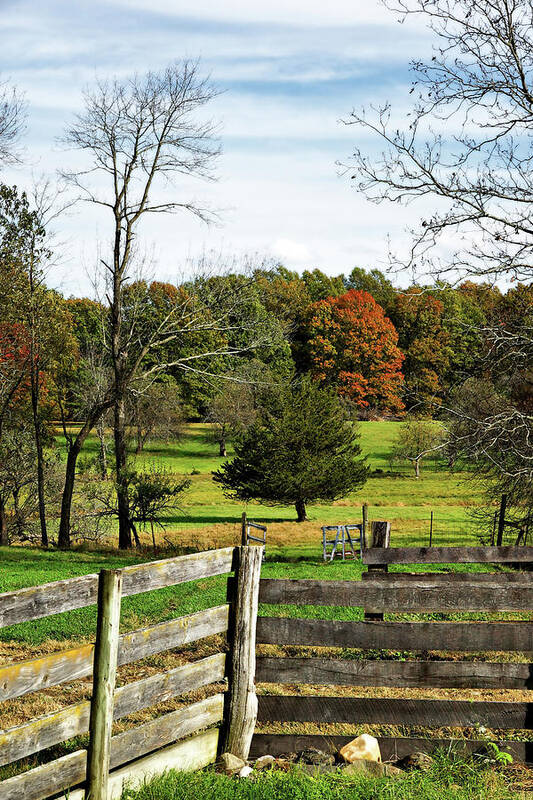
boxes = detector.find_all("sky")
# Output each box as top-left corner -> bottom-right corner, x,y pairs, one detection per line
0,0 -> 432,296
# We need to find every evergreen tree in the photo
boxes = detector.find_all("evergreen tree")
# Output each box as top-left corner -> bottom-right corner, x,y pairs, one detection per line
213,379 -> 368,521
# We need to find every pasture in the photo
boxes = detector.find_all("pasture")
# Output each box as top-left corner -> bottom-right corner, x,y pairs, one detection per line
2,421 -> 529,799
58,420 -> 483,556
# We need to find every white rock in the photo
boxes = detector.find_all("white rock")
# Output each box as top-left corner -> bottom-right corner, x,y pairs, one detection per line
238,765 -> 253,778
220,752 -> 246,774
339,734 -> 382,764
254,754 -> 275,770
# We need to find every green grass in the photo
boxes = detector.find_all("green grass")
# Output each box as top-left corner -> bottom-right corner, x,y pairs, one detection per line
119,753 -> 521,800
58,421 -> 482,547
0,420 -> 504,644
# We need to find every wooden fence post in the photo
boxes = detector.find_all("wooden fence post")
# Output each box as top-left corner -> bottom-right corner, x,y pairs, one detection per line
362,504 -> 368,550
86,569 -> 122,800
241,512 -> 247,546
222,545 -> 263,761
365,521 -> 391,622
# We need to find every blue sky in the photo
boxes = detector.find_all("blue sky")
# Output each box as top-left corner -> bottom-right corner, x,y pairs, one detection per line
1,0 -> 431,295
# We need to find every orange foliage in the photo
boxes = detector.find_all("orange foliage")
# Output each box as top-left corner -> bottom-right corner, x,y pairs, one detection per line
307,289 -> 404,413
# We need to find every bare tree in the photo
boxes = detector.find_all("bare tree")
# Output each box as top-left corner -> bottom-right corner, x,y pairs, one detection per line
346,0 -> 533,287
62,61 -> 224,548
205,378 -> 257,457
345,0 -> 533,514
127,380 -> 183,454
0,79 -> 26,165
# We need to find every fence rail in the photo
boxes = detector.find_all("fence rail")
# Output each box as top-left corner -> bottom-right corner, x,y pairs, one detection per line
252,526 -> 533,764
0,546 -> 252,800
0,547 -> 236,628
363,545 -> 533,565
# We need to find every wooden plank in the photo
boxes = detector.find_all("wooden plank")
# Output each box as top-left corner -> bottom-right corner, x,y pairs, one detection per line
363,546 -> 533,566
0,698 -> 223,800
361,571 -> 533,582
107,692 -> 224,769
222,545 -> 263,760
0,654 -> 225,767
0,547 -> 236,628
0,604 -> 229,702
256,617 -> 533,652
86,570 -> 122,800
258,578 -> 533,611
249,734 -> 533,763
257,695 -> 533,729
256,657 -> 533,689
66,729 -> 220,800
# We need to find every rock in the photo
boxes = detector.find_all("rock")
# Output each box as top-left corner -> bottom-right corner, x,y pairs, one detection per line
296,764 -> 340,776
254,755 -> 276,770
384,764 -> 406,777
343,759 -> 386,777
238,765 -> 253,778
396,752 -> 434,772
220,752 -> 246,774
297,748 -> 335,766
339,734 -> 382,764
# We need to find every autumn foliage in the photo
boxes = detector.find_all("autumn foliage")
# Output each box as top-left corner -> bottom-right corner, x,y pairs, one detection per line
307,289 -> 404,413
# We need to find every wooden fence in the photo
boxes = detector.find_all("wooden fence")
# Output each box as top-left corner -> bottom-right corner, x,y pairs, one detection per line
251,527 -> 533,763
0,546 -> 263,800
2,534 -> 533,799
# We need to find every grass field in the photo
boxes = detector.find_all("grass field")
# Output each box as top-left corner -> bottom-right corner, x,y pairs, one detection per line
58,421 -> 485,558
2,421 -> 530,797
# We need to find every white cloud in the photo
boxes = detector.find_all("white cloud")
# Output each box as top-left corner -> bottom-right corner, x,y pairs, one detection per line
110,0 -> 400,27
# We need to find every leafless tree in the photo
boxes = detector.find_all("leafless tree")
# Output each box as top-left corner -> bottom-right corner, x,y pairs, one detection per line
61,60 -> 221,548
0,79 -> 26,165
346,0 -> 533,287
345,0 -> 533,520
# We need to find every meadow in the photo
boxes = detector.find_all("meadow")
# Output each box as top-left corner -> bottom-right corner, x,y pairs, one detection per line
0,422 -> 530,798
60,420 -> 484,556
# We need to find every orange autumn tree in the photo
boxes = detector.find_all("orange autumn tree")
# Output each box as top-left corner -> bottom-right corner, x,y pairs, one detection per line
307,289 -> 404,414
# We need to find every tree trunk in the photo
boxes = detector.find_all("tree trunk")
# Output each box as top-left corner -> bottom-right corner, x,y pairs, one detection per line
58,403 -> 112,549
135,424 -> 143,455
13,488 -> 23,539
415,458 -> 420,479
115,393 -> 132,550
30,363 -> 48,547
58,445 -> 80,549
295,499 -> 307,522
219,437 -> 227,457
0,497 -> 9,546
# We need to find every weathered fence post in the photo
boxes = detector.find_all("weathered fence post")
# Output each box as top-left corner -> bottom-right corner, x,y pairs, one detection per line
86,569 -> 123,800
222,545 -> 263,760
365,521 -> 391,622
362,503 -> 369,550
241,512 -> 247,546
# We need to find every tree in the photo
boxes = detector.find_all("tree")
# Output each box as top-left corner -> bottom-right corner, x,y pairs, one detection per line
0,79 -> 25,165
128,381 -> 183,454
62,61 -> 220,548
388,288 -> 451,411
345,267 -> 396,313
347,0 -> 533,288
392,417 -> 443,478
307,289 -> 404,414
0,184 -> 77,547
213,380 -> 368,522
302,269 -> 345,302
205,374 -> 258,457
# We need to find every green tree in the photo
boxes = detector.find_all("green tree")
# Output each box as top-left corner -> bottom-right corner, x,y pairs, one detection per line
392,417 -> 444,478
345,267 -> 396,312
213,380 -> 368,521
